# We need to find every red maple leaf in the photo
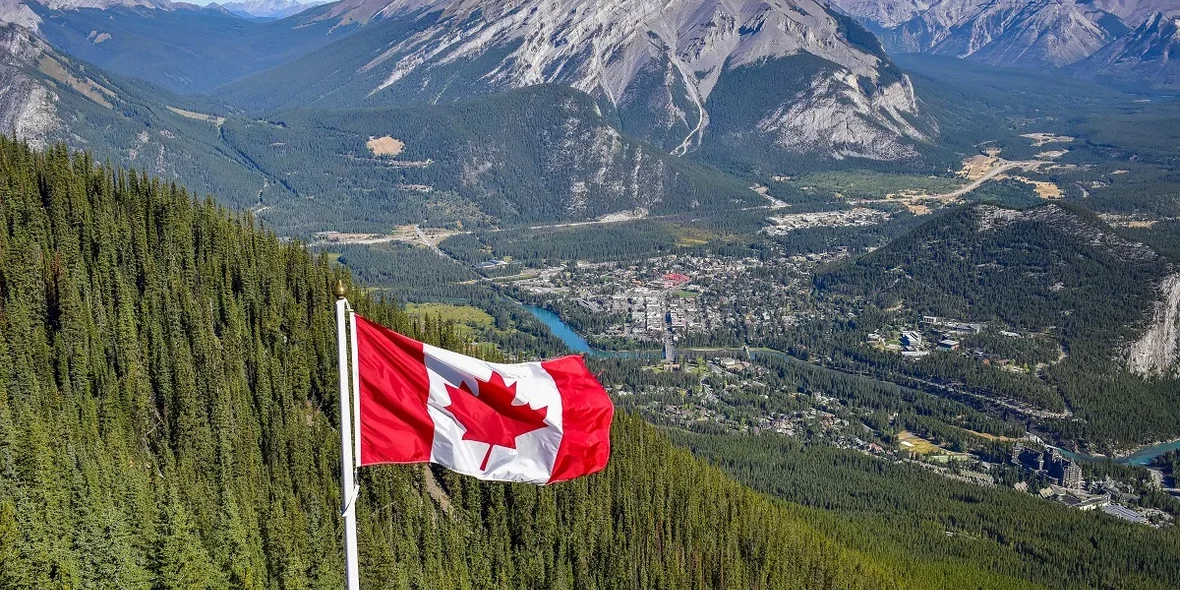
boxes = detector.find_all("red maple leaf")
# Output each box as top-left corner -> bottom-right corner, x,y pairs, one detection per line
444,370 -> 549,470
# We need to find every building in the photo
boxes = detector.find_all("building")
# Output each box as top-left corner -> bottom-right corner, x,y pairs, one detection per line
1061,461 -> 1083,490
900,331 -> 923,348
1014,445 -> 1083,488
938,339 -> 960,351
1103,504 -> 1148,524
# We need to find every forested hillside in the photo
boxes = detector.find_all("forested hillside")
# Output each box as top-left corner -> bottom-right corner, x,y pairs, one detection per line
812,203 -> 1180,446
0,137 -> 912,588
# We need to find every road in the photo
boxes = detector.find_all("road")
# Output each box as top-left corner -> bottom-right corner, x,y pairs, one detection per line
414,224 -> 453,260
936,160 -> 1049,200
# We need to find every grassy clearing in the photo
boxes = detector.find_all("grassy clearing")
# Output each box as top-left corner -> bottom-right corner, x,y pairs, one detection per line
896,430 -> 943,455
671,224 -> 719,247
39,56 -> 113,109
366,135 -> 405,157
961,428 -> 1020,443
406,302 -> 493,326
167,106 -> 226,126
786,170 -> 962,200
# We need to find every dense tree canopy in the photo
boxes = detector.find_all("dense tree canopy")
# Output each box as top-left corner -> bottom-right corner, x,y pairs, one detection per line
0,138 -> 913,589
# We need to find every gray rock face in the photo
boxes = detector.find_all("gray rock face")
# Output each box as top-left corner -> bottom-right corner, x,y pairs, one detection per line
756,70 -> 924,160
1128,273 -> 1180,377
1077,12 -> 1180,90
311,0 -> 927,159
1082,0 -> 1180,26
834,0 -> 1120,67
0,23 -> 59,150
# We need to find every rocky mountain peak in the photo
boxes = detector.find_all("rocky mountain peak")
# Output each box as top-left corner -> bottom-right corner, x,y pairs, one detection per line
1078,10 -> 1180,90
834,0 -> 1121,67
304,0 -> 927,159
36,0 -> 171,9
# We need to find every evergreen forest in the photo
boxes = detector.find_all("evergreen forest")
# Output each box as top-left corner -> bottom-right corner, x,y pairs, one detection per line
0,138 -> 928,589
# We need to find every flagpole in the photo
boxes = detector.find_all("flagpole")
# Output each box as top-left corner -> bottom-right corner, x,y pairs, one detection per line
348,308 -> 362,475
334,281 -> 361,590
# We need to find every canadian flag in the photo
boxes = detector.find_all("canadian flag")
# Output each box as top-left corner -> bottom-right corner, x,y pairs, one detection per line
353,315 -> 614,484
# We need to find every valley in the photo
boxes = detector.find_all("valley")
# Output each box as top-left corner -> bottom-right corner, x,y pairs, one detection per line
2,0 -> 1180,587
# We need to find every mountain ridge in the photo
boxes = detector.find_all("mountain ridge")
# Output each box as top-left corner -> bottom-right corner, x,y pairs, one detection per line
833,0 -> 1120,68
1076,11 -> 1180,91
216,0 -> 933,161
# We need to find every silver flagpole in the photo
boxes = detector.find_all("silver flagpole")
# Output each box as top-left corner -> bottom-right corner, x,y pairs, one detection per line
348,308 -> 362,476
334,281 -> 361,590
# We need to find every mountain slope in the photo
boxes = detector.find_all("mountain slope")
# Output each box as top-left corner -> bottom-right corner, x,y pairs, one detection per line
228,85 -> 759,234
219,0 -> 932,161
815,203 -> 1180,444
835,0 -> 1120,68
1076,12 -> 1180,91
817,203 -> 1167,342
0,135 -> 912,589
1082,0 -> 1180,26
0,18 -> 274,206
26,0 -> 353,92
0,12 -> 760,234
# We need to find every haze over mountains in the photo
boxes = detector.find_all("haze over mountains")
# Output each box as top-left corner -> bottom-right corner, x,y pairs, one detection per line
217,0 -> 328,19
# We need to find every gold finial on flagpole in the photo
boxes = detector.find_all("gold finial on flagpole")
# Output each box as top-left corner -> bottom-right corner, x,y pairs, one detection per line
333,280 -> 348,300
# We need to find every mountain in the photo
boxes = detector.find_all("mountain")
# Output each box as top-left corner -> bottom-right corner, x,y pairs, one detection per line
36,0 -> 169,8
1082,0 -> 1180,26
1076,12 -> 1180,91
834,0 -> 1121,68
0,12 -> 288,210
0,19 -> 55,149
24,0 -> 354,93
226,85 -> 760,233
218,0 -> 324,19
218,0 -> 932,161
0,3 -> 759,234
817,203 -> 1167,346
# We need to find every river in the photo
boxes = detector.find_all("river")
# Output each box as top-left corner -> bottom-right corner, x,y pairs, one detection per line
525,305 -> 592,354
523,305 -> 664,360
1058,439 -> 1180,467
